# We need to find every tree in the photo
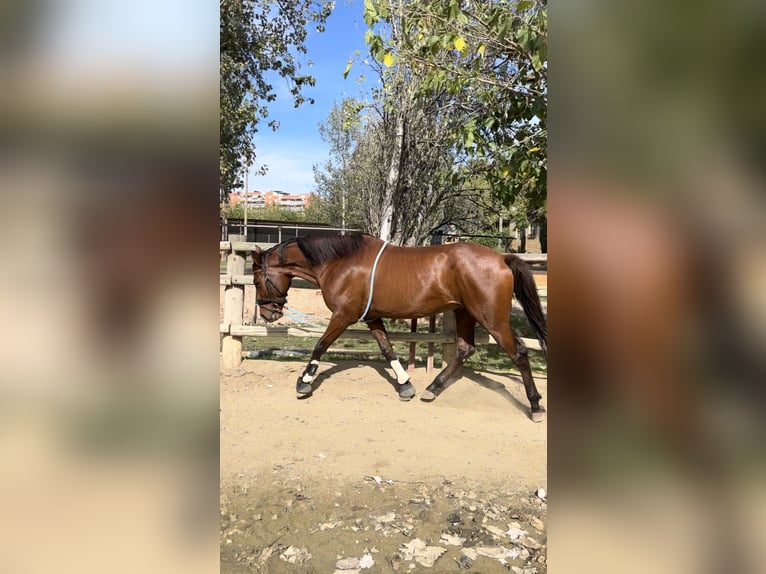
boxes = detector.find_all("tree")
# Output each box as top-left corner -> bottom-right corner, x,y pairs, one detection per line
314,99 -> 365,232
363,0 -> 547,249
314,88 -> 490,245
220,0 -> 333,200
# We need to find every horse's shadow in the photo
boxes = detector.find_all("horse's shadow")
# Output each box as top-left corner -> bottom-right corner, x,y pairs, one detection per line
428,368 -> 533,416
303,361 -> 540,418
300,360 -> 397,397
462,369 -> 529,415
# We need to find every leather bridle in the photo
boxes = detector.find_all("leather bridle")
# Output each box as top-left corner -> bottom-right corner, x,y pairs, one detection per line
255,257 -> 287,311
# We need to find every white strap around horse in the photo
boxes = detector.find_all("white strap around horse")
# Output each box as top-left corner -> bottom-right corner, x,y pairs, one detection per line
358,240 -> 389,322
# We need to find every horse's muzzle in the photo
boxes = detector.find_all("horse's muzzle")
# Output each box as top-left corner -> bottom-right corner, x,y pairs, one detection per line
258,305 -> 283,323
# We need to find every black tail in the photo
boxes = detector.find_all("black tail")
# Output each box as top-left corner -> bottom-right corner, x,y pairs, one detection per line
505,254 -> 547,358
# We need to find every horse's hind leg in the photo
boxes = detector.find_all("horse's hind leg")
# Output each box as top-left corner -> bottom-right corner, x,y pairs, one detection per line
489,324 -> 544,422
366,318 -> 415,400
421,310 -> 476,401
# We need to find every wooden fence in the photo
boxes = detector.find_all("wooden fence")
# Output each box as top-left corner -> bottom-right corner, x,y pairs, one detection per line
220,241 -> 546,373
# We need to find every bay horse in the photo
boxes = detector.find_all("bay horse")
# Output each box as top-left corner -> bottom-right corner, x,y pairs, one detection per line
252,234 -> 548,421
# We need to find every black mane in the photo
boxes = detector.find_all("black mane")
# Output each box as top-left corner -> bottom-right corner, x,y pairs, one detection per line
265,234 -> 367,267
296,234 -> 366,266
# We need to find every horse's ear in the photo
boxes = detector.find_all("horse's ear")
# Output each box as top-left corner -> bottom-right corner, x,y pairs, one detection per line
252,246 -> 262,267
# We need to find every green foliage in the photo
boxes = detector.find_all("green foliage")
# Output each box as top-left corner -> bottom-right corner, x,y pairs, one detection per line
469,235 -> 505,251
362,0 -> 547,246
220,0 -> 333,200
313,99 -> 366,230
314,92 -> 493,245
221,202 -> 244,219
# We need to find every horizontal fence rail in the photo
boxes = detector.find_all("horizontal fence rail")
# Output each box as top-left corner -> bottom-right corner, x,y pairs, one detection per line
222,221 -> 363,245
219,240 -> 546,372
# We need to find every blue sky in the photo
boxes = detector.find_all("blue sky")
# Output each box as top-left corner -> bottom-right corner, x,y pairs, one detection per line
248,0 -> 372,195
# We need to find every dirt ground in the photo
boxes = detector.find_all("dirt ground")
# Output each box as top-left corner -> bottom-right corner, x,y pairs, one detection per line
221,357 -> 547,573
220,270 -> 547,572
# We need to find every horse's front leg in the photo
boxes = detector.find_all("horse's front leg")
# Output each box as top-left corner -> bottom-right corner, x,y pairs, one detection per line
366,318 -> 415,400
296,314 -> 354,397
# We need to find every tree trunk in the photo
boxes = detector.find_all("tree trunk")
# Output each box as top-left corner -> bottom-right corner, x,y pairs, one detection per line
539,217 -> 547,253
379,112 -> 405,242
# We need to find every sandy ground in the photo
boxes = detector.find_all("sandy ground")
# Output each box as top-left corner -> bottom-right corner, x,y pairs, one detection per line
221,358 -> 547,573
221,359 -> 546,487
220,269 -> 547,572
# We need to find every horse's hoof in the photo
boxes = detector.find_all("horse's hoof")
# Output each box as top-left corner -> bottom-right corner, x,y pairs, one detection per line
531,409 -> 545,423
420,389 -> 436,402
398,381 -> 415,401
296,382 -> 313,396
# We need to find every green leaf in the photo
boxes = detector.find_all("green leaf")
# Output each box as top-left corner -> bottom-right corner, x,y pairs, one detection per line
343,59 -> 353,80
382,51 -> 394,67
453,36 -> 467,53
448,0 -> 459,21
517,26 -> 529,49
363,0 -> 378,26
517,0 -> 533,12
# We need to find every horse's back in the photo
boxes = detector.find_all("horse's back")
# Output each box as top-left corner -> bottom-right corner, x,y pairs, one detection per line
383,241 -> 510,277
429,241 -> 510,273
364,240 -> 513,317
392,240 -> 503,260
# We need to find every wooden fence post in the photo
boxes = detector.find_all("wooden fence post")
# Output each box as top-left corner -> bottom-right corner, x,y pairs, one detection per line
427,314 -> 436,375
441,310 -> 457,367
408,318 -> 417,373
221,248 -> 246,371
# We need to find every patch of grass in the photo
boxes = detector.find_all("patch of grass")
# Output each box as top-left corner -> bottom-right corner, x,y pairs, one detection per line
237,318 -> 547,376
465,343 -> 547,375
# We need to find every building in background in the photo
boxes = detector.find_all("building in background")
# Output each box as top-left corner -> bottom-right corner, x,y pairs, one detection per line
228,190 -> 315,211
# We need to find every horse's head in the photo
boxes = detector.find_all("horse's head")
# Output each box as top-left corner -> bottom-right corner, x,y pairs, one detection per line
252,246 -> 290,323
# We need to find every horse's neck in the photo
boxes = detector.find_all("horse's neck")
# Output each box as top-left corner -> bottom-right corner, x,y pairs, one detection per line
286,263 -> 320,284
279,248 -> 321,283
